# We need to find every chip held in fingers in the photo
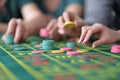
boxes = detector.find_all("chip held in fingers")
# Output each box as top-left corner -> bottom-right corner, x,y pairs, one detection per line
64,21 -> 75,29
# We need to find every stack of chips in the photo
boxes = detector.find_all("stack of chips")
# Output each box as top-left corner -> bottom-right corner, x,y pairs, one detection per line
5,34 -> 14,44
66,42 -> 77,48
111,45 -> 120,53
42,40 -> 54,50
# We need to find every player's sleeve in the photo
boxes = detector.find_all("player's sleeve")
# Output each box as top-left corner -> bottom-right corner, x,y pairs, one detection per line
67,0 -> 84,6
84,0 -> 115,27
18,0 -> 35,9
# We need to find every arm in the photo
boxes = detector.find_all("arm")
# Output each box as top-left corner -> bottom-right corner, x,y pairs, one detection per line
0,23 -> 7,33
65,4 -> 83,16
84,0 -> 114,27
21,3 -> 49,35
2,2 -> 50,43
65,0 -> 84,16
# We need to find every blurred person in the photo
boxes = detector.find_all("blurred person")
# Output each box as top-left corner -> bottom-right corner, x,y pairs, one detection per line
0,0 -> 49,43
34,0 -> 84,40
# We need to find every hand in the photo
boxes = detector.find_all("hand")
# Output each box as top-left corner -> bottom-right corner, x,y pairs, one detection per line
57,11 -> 85,37
2,18 -> 30,43
78,23 -> 120,48
46,19 -> 63,40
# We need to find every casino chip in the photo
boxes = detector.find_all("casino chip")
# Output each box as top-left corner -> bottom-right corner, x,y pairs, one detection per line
51,50 -> 64,54
66,42 -> 77,48
42,40 -> 54,50
60,47 -> 72,51
67,51 -> 80,56
42,40 -> 54,46
111,45 -> 120,53
40,28 -> 49,37
77,49 -> 89,53
32,50 -> 44,54
14,47 -> 27,51
5,34 -> 14,44
64,21 -> 75,28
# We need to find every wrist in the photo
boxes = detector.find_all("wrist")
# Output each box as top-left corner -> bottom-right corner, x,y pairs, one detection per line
116,30 -> 120,42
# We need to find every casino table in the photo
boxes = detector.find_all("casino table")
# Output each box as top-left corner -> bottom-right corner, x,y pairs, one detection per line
0,35 -> 120,80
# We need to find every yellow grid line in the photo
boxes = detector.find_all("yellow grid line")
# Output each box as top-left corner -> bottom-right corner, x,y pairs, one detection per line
0,62 -> 18,80
0,46 -> 46,80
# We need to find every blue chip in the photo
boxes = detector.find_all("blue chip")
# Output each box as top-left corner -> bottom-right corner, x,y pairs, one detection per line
42,46 -> 54,50
5,34 -> 14,44
42,40 -> 54,46
66,42 -> 77,48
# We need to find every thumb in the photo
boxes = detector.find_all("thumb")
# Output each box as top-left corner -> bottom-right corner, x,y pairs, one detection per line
92,39 -> 105,48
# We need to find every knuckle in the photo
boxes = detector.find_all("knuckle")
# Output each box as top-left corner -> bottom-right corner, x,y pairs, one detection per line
82,26 -> 88,30
58,16 -> 62,21
93,23 -> 102,27
17,19 -> 22,24
9,18 -> 16,24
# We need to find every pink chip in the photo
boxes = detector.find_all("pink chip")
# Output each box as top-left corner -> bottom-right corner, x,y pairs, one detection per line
111,45 -> 120,53
35,44 -> 41,48
39,28 -> 49,37
60,47 -> 72,51
32,50 -> 44,54
67,51 -> 80,56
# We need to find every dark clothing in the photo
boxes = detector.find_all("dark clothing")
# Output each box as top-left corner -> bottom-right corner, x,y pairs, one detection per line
0,0 -> 34,23
85,0 -> 120,29
35,0 -> 84,17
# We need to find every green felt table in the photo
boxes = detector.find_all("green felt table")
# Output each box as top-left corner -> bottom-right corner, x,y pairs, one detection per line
0,35 -> 120,80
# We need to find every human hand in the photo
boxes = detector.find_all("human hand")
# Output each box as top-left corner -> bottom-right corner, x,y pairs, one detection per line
2,18 -> 30,43
57,11 -> 85,37
46,19 -> 63,40
78,23 -> 120,48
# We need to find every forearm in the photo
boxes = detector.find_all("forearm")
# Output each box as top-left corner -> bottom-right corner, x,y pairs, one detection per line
22,3 -> 50,35
116,30 -> 120,41
65,4 -> 83,16
0,23 -> 7,33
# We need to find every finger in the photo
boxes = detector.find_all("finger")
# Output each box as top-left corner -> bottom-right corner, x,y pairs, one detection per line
63,12 -> 70,22
49,25 -> 58,36
46,19 -> 57,30
2,35 -> 6,42
82,24 -> 103,44
78,26 -> 89,43
23,30 -> 29,41
82,29 -> 94,43
6,18 -> 17,35
14,19 -> 23,43
92,39 -> 105,48
57,16 -> 65,29
49,31 -> 58,39
58,29 -> 66,35
50,32 -> 61,40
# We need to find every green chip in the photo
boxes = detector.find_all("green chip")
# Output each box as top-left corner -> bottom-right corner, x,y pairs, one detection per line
14,47 -> 27,51
42,46 -> 54,50
10,44 -> 24,48
5,34 -> 14,44
66,42 -> 77,48
42,40 -> 54,46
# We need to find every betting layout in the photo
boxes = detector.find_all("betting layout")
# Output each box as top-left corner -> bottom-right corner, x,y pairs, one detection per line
0,33 -> 120,80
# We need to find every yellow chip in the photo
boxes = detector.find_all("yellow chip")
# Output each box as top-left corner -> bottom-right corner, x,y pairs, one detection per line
77,49 -> 89,53
51,50 -> 64,54
64,21 -> 75,28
